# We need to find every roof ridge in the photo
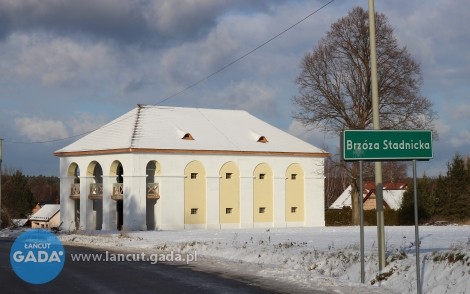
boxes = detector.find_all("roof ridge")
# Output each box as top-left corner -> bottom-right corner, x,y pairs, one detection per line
130,104 -> 143,148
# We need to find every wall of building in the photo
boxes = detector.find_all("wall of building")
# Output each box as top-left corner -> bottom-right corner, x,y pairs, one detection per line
59,152 -> 325,231
31,212 -> 60,229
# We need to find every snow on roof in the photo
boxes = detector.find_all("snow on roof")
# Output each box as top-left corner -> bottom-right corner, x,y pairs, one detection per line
329,185 -> 353,209
11,219 -> 29,227
329,185 -> 406,210
55,105 -> 328,156
29,204 -> 60,221
383,190 -> 405,210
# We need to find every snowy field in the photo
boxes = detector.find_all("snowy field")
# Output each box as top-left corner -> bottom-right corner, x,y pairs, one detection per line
3,226 -> 469,293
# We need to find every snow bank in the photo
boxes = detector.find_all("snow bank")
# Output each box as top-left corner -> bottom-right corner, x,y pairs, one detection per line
57,226 -> 470,293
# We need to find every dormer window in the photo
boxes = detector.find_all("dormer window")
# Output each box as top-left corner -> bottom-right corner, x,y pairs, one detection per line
182,133 -> 194,140
257,136 -> 268,143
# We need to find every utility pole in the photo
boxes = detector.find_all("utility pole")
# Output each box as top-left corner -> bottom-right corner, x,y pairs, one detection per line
368,0 -> 386,271
0,138 -> 3,229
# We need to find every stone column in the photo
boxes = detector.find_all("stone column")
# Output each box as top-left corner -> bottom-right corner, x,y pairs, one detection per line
101,176 -> 116,231
79,176 -> 94,230
123,175 -> 147,231
59,176 -> 75,231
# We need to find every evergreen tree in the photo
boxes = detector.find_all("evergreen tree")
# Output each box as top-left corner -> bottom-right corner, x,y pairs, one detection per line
2,170 -> 36,219
400,176 -> 435,224
433,174 -> 448,217
445,154 -> 469,220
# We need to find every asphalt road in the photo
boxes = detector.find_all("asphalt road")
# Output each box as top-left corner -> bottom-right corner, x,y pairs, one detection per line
0,238 -> 329,294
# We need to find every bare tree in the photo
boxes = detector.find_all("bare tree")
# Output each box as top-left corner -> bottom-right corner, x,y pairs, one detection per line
293,7 -> 436,224
324,154 -> 350,208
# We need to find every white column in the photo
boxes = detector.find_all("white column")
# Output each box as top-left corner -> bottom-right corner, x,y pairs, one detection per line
273,176 -> 286,228
79,176 -> 94,230
101,176 -> 115,231
123,175 -> 147,231
240,176 -> 254,228
59,176 -> 75,231
206,176 -> 220,229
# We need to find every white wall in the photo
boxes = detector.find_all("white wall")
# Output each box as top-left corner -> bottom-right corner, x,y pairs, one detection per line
59,152 -> 325,231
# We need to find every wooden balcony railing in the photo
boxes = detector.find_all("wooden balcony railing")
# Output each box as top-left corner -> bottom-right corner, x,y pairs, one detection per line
111,183 -> 123,201
147,183 -> 160,199
88,183 -> 103,200
70,183 -> 80,200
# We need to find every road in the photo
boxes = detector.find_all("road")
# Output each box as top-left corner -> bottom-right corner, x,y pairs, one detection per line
0,238 -> 329,294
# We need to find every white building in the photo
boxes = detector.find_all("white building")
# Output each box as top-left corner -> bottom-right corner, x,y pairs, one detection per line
29,204 -> 61,229
55,105 -> 329,231
329,183 -> 407,210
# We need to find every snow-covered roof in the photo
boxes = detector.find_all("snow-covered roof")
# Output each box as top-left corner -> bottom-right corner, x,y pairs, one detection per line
382,190 -> 405,210
329,185 -> 353,209
329,185 -> 406,210
29,204 -> 60,221
55,105 -> 328,157
11,219 -> 29,227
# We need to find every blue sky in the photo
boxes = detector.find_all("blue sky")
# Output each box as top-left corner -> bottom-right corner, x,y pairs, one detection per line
0,0 -> 469,177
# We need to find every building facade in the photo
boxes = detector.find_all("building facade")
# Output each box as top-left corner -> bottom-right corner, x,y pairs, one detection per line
55,106 -> 328,231
29,204 -> 61,229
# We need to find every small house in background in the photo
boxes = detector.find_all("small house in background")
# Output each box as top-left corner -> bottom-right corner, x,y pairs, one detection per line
329,182 -> 407,210
29,204 -> 61,229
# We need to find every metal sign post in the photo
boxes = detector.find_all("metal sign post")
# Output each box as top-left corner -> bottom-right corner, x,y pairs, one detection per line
413,160 -> 422,294
0,139 -> 3,228
359,160 -> 365,283
341,130 -> 431,292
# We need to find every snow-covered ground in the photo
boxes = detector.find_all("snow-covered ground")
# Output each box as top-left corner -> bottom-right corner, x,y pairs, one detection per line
3,226 -> 469,293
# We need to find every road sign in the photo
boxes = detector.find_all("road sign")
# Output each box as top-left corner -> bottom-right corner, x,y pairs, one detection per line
342,130 -> 433,161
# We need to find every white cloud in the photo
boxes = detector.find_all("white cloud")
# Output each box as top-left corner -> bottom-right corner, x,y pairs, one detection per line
287,119 -> 335,152
454,104 -> 470,119
67,112 -> 110,137
212,81 -> 277,116
450,130 -> 470,148
15,117 -> 68,142
3,32 -> 114,85
434,119 -> 450,137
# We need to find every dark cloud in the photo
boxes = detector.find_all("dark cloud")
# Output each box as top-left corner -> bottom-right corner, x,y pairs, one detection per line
0,0 -> 277,47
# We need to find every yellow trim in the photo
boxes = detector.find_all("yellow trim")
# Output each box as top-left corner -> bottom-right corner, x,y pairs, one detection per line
184,161 -> 206,224
54,148 -> 330,158
253,163 -> 273,223
219,162 -> 240,224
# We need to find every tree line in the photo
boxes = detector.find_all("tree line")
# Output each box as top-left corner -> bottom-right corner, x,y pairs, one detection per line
1,169 -> 59,228
401,154 -> 470,224
326,153 -> 470,225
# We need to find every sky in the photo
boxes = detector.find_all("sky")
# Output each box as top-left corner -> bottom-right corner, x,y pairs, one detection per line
0,0 -> 469,177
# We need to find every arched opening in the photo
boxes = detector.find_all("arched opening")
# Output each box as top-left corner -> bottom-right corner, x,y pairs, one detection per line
146,160 -> 161,230
285,164 -> 304,223
110,161 -> 124,230
219,162 -> 240,224
184,161 -> 206,225
253,163 -> 273,223
87,161 -> 103,230
67,163 -> 80,230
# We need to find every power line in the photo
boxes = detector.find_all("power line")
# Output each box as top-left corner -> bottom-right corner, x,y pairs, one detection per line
7,0 -> 335,145
154,0 -> 335,106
